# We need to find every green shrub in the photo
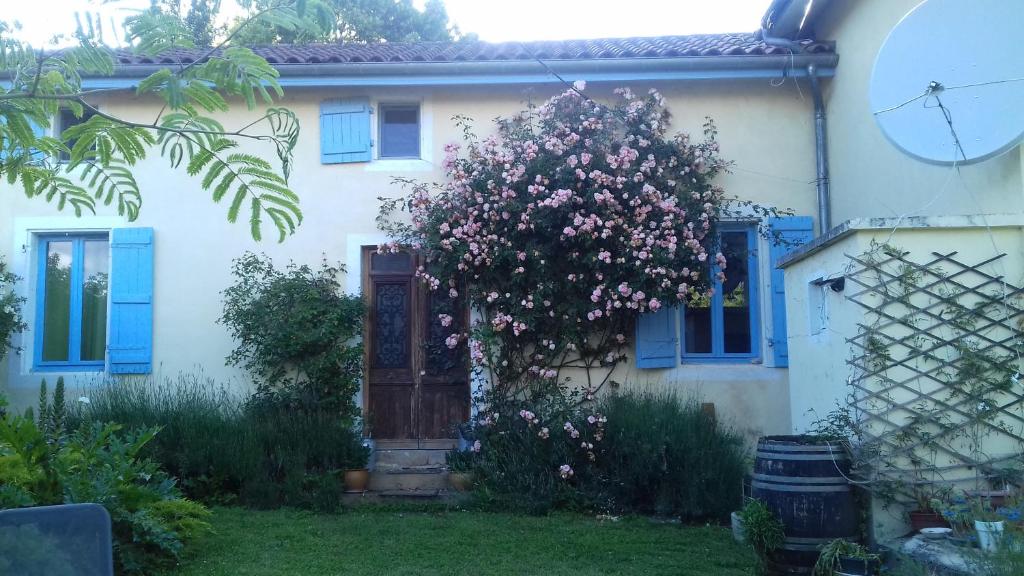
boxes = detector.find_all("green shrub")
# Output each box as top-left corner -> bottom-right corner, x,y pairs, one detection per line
220,252 -> 364,416
469,383 -> 601,514
467,387 -> 747,520
71,374 -> 367,510
0,378 -> 211,575
740,498 -> 785,573
592,390 -> 747,519
0,256 -> 27,363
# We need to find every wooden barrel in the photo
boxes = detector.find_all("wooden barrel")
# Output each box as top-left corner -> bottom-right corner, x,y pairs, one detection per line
751,435 -> 858,575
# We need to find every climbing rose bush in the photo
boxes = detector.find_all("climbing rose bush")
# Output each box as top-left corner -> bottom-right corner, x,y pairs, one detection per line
379,84 -> 727,396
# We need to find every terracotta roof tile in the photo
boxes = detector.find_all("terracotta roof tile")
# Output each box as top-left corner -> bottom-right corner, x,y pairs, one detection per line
112,33 -> 833,67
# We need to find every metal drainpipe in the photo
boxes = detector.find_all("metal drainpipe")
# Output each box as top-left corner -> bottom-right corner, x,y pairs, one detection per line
761,29 -> 832,234
807,64 -> 831,232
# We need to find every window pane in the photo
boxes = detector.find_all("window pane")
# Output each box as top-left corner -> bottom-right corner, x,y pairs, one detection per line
59,109 -> 95,162
380,107 -> 420,158
721,231 -> 751,354
684,296 -> 712,354
81,240 -> 109,362
374,282 -> 410,369
371,250 -> 412,273
42,241 -> 73,361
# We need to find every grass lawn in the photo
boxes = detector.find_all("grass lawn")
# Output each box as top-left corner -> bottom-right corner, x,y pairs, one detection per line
168,506 -> 756,575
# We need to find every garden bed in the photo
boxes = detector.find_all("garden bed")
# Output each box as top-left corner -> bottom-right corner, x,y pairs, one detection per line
164,507 -> 756,575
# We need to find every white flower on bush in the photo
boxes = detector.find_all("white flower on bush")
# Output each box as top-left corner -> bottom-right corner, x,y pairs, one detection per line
471,440 -> 481,453
445,334 -> 460,349
538,427 -> 550,439
559,464 -> 574,479
77,396 -> 91,404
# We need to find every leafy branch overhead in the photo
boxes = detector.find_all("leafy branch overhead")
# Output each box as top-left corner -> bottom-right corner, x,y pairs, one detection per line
0,3 -> 314,241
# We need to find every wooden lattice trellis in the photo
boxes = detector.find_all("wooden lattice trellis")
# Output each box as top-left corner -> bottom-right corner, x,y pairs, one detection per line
844,246 -> 1024,497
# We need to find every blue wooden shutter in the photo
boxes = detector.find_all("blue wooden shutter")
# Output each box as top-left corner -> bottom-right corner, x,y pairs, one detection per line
768,216 -> 814,367
320,98 -> 372,164
0,119 -> 45,160
28,119 -> 46,162
108,227 -> 154,374
636,307 -> 679,368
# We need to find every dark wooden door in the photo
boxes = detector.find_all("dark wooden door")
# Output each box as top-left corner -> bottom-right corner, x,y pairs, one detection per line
364,247 -> 469,440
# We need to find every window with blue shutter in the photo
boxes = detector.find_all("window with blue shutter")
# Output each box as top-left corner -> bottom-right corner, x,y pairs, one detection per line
320,98 -> 372,164
107,227 -> 154,374
768,216 -> 814,367
682,224 -> 761,362
33,233 -> 109,372
636,306 -> 679,368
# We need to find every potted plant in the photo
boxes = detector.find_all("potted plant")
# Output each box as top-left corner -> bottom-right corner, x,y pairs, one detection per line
343,436 -> 372,493
909,485 -> 952,531
934,496 -> 975,547
739,499 -> 784,573
814,539 -> 882,576
973,499 -> 1006,552
446,448 -> 475,492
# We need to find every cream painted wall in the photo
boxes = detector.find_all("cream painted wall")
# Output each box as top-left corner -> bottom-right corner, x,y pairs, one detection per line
784,217 -> 1024,540
815,0 -> 1024,224
1,79 -> 818,437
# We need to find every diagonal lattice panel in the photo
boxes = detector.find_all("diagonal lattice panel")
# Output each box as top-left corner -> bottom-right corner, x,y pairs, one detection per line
841,247 -> 1024,495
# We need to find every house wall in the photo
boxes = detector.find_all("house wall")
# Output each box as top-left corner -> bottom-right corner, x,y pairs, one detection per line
815,0 -> 1024,224
0,78 -> 819,440
784,218 -> 1024,540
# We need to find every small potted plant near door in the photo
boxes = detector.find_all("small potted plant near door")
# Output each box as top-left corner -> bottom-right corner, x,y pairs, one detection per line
446,448 -> 475,492
343,435 -> 373,493
814,539 -> 882,576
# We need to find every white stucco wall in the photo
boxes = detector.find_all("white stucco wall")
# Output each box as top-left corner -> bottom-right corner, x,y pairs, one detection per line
815,0 -> 1024,224
783,215 -> 1024,540
0,78 -> 820,439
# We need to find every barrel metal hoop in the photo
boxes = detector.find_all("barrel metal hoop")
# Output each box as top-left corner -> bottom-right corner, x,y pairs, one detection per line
752,473 -> 848,484
758,444 -> 846,453
755,451 -> 849,461
751,481 -> 851,492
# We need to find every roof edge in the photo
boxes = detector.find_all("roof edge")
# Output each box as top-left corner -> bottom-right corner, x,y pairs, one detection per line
80,53 -> 838,89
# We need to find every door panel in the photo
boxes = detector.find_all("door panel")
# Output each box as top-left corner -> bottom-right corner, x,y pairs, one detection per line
364,247 -> 469,440
370,385 -> 415,440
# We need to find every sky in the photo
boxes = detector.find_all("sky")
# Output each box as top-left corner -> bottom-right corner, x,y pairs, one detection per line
3,0 -> 772,46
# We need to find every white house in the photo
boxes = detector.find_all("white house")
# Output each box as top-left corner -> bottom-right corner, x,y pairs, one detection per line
2,1 -> 1021,507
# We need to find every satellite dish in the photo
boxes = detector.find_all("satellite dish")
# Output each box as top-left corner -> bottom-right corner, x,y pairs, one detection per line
869,0 -> 1024,165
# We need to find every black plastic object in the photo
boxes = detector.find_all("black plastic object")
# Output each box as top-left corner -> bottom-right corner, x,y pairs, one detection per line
0,503 -> 114,576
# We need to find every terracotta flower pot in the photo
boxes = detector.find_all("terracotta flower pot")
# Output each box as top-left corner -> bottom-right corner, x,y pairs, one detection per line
343,468 -> 370,493
449,471 -> 473,492
908,510 -> 950,532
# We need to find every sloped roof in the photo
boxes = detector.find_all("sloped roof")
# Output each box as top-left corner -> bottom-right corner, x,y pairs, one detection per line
111,33 -> 834,66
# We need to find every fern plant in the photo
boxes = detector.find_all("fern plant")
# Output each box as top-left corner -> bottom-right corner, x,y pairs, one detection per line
0,2 -> 318,241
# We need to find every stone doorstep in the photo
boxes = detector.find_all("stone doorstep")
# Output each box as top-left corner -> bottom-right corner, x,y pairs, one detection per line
372,449 -> 449,469
368,468 -> 450,492
340,489 -> 469,505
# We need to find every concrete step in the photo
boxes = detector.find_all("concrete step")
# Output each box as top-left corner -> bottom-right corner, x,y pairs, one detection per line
368,468 -> 450,492
378,489 -> 442,499
373,448 -> 449,469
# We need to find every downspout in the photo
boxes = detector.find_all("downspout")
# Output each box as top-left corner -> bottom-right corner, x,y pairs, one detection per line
807,64 -> 831,232
762,20 -> 833,234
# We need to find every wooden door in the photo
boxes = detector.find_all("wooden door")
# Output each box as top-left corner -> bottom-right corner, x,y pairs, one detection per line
363,247 -> 469,440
